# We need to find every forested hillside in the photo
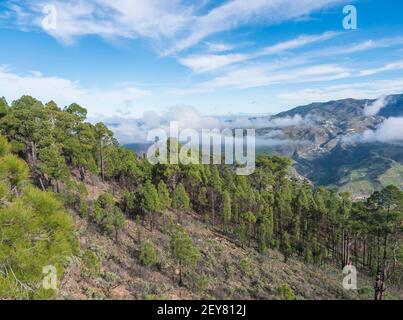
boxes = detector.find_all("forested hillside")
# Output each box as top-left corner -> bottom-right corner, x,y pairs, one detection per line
0,96 -> 402,299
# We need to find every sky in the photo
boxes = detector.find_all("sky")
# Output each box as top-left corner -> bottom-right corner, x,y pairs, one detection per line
0,0 -> 403,121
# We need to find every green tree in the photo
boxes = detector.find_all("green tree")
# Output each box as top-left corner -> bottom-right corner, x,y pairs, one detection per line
257,206 -> 274,252
111,207 -> 126,243
139,240 -> 159,267
242,211 -> 256,247
278,284 -> 296,300
94,122 -> 113,181
158,180 -> 171,211
197,186 -> 209,214
0,184 -> 77,299
172,183 -> 190,224
235,222 -> 248,248
0,135 -> 10,156
281,232 -> 292,263
93,193 -> 126,242
0,97 -> 9,118
170,227 -> 200,286
38,146 -> 69,192
139,180 -> 161,231
0,154 -> 29,191
64,103 -> 87,121
121,189 -> 135,216
208,165 -> 222,222
222,191 -> 232,231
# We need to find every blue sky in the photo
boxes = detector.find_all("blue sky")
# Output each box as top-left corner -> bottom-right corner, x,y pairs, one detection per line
0,0 -> 403,119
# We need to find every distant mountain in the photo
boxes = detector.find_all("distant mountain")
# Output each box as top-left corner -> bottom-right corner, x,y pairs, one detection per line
378,94 -> 403,117
126,94 -> 403,198
258,93 -> 403,198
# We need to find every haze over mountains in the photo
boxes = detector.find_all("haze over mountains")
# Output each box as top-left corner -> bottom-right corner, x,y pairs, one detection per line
256,93 -> 403,197
125,94 -> 403,198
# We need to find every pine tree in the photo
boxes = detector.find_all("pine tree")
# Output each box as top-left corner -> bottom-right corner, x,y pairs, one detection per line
222,191 -> 232,232
0,135 -> 10,157
0,154 -> 29,191
242,211 -> 257,247
209,165 -> 222,222
139,240 -> 159,267
139,180 -> 161,231
170,227 -> 200,286
158,180 -> 171,211
0,144 -> 77,299
38,146 -> 70,192
0,97 -> 9,118
172,183 -> 190,215
281,232 -> 292,263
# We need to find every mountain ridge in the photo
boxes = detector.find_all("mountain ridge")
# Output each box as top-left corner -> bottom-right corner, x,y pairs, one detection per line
263,93 -> 403,197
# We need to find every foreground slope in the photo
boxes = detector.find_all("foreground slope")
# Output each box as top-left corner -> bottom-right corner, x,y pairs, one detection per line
57,178 -> 401,300
59,206 -> 378,300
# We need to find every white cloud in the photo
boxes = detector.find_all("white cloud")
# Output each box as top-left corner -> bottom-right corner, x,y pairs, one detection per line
260,32 -> 339,55
178,53 -> 247,73
344,117 -> 403,144
312,37 -> 403,57
205,42 -> 236,53
0,66 -> 150,116
178,31 -> 339,73
224,114 -> 311,129
363,96 -> 390,116
177,34 -> 403,74
6,0 -> 349,53
276,79 -> 403,106
359,60 -> 403,77
166,0 -> 348,54
177,63 -> 351,93
270,115 -> 306,127
97,105 -> 311,144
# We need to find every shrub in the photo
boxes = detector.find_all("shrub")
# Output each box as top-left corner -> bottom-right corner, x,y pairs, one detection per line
240,257 -> 251,276
82,250 -> 101,275
139,240 -> 159,267
195,274 -> 211,294
278,284 -> 296,300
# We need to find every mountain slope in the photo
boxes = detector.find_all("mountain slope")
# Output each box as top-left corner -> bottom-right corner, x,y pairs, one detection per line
59,183 -> 396,300
379,94 -> 403,117
259,94 -> 403,197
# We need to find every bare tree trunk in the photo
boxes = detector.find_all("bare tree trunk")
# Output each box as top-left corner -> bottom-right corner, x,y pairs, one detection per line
100,139 -> 105,181
211,190 -> 215,224
38,177 -> 46,191
79,166 -> 85,181
178,263 -> 183,286
31,141 -> 37,166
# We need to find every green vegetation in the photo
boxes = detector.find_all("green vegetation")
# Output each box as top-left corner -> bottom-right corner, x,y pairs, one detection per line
139,240 -> 159,267
170,227 -> 200,286
0,95 -> 402,300
379,163 -> 403,190
0,135 -> 77,299
278,284 -> 296,300
93,192 -> 126,242
82,250 -> 101,276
